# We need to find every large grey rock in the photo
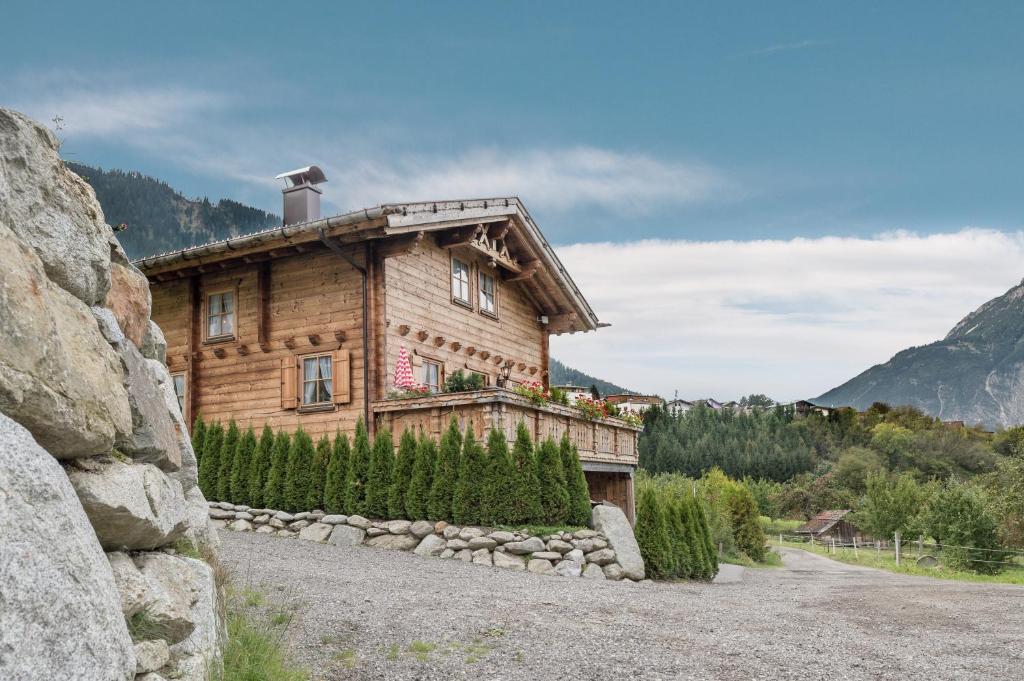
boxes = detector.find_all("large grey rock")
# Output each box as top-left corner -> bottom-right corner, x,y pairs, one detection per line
504,536 -> 545,555
183,486 -> 219,551
105,260 -> 151,348
546,539 -> 573,554
132,553 -> 197,645
583,563 -> 607,580
346,514 -> 371,529
455,549 -> 473,563
458,527 -> 484,541
0,108 -> 112,304
0,222 -> 131,458
140,320 -> 167,364
442,525 -> 462,540
135,640 -> 170,675
603,563 -> 626,581
467,536 -> 497,551
527,558 -> 553,574
487,530 -> 516,544
299,522 -> 333,543
409,520 -> 435,538
228,519 -> 253,532
0,414 -> 135,679
167,557 -> 222,681
147,358 -> 196,487
366,527 -> 388,537
566,548 -> 584,563
366,534 -> 419,551
68,459 -> 188,551
387,519 -> 412,535
586,548 -> 617,566
107,551 -> 149,617
553,560 -> 583,578
329,525 -> 366,546
471,548 -> 493,566
209,508 -> 235,520
493,551 -> 526,571
446,538 -> 470,550
531,551 -> 563,561
413,534 -> 447,557
592,503 -> 645,580
320,514 -> 348,525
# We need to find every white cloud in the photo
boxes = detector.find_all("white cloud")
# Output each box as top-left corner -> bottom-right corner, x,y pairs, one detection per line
549,229 -> 1024,402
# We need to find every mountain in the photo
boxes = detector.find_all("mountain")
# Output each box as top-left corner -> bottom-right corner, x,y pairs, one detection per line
817,279 -> 1024,428
548,358 -> 632,397
67,162 -> 280,260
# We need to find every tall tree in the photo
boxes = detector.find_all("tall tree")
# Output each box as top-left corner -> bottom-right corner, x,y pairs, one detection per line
229,425 -> 257,505
324,430 -> 350,515
344,418 -> 372,516
508,422 -> 542,525
481,428 -> 516,526
285,428 -> 315,512
634,485 -> 674,580
365,428 -> 395,518
560,434 -> 592,526
536,437 -> 570,525
388,429 -> 417,519
307,433 -> 332,510
197,421 -> 223,499
428,416 -> 463,521
247,425 -> 275,509
857,471 -> 926,539
665,498 -> 692,579
406,433 -> 436,520
263,430 -> 291,511
216,419 -> 240,502
452,426 -> 487,525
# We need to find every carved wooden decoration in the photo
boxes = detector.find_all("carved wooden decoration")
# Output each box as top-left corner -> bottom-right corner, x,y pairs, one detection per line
284,337 -> 296,350
517,362 -> 526,371
333,330 -> 346,343
416,330 -> 429,342
492,355 -> 503,365
213,347 -> 227,359
467,221 -> 520,273
398,325 -> 411,336
433,336 -> 446,347
529,366 -> 538,375
450,341 -> 461,352
308,333 -> 321,346
237,345 -> 249,356
479,350 -> 490,360
465,346 -> 476,356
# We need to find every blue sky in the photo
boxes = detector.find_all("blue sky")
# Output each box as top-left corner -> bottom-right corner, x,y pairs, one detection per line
4,2 -> 1024,400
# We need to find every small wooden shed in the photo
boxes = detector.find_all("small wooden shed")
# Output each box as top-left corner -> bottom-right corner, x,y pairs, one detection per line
795,510 -> 864,544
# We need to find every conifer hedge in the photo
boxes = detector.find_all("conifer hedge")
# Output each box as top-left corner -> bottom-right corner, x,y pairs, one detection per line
247,425 -> 274,509
263,430 -> 290,511
509,422 -> 542,525
481,428 -> 516,526
229,426 -> 256,505
308,434 -> 331,511
388,429 -> 417,519
216,420 -> 240,502
365,428 -> 394,518
191,415 -> 206,467
536,438 -> 570,525
428,417 -> 462,522
452,426 -> 487,525
323,430 -> 349,515
634,477 -> 719,581
344,418 -> 372,516
561,434 -> 592,526
197,421 -> 223,499
405,433 -> 435,520
284,428 -> 315,513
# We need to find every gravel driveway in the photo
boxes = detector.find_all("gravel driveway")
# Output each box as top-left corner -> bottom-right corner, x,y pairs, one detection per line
220,532 -> 1024,680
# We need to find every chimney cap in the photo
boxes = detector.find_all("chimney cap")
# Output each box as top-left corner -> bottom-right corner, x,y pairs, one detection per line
275,165 -> 327,188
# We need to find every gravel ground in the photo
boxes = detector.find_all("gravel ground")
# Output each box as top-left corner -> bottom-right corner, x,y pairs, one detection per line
220,532 -> 1024,680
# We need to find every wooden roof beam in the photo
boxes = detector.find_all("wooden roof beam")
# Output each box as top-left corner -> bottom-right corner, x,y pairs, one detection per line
437,224 -> 482,248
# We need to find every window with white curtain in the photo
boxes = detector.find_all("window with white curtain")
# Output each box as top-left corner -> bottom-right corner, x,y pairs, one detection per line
479,270 -> 496,316
206,291 -> 234,338
451,257 -> 471,306
302,354 -> 333,405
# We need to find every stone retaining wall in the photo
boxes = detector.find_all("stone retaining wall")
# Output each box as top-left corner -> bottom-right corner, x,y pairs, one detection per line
209,501 -> 645,581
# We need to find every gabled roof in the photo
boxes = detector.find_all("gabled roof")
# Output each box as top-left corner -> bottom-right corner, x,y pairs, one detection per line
795,510 -> 853,536
133,197 -> 602,334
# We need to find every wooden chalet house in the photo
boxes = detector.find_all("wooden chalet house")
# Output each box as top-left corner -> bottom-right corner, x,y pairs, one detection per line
136,167 -> 640,520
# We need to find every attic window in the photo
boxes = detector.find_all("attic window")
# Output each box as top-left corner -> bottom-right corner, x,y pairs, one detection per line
451,257 -> 471,307
206,291 -> 235,340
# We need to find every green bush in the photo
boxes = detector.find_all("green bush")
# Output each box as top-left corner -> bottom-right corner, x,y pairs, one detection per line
263,430 -> 290,511
198,421 -> 223,499
728,485 -> 766,562
560,434 -> 591,526
344,418 -> 372,516
444,369 -> 486,393
365,428 -> 394,518
924,480 -> 1009,574
535,438 -> 570,525
229,426 -> 256,505
428,416 -> 462,521
191,414 -> 206,467
508,422 -> 542,525
247,425 -> 275,509
323,430 -> 350,515
284,428 -> 315,513
307,434 -> 331,510
217,420 -> 241,502
481,429 -> 516,526
635,485 -> 674,579
388,429 -> 417,519
452,425 -> 487,525
406,433 -> 436,520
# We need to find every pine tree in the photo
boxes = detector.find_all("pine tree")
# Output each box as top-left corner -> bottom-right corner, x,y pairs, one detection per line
190,414 -> 206,468
406,433 -> 436,520
508,422 -> 543,525
324,430 -> 350,514
452,425 -> 487,526
388,429 -> 417,519
197,421 -> 223,499
560,434 -> 591,526
481,428 -> 516,526
365,428 -> 394,518
307,433 -> 331,510
536,437 -> 570,525
344,418 -> 372,516
247,425 -> 275,509
229,425 -> 256,505
285,428 -> 315,512
263,430 -> 291,511
428,416 -> 462,521
634,486 -> 674,580
216,420 -> 240,502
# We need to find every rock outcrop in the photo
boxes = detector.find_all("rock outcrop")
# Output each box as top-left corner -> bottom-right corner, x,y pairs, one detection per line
0,107 -> 223,681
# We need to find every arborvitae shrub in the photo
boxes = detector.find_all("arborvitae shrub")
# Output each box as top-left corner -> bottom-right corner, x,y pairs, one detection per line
344,418 -> 372,516
263,430 -> 291,511
536,437 -> 570,525
452,425 -> 487,526
666,499 -> 692,579
561,434 -> 591,526
216,420 -> 240,502
508,422 -> 542,525
388,429 -> 417,519
307,433 -> 331,510
684,496 -> 715,580
324,430 -> 350,514
197,421 -> 223,499
428,417 -> 462,521
365,428 -> 394,518
481,428 -> 516,526
728,485 -> 766,562
406,433 -> 436,520
229,426 -> 256,505
247,425 -> 275,509
191,415 -> 206,468
693,498 -> 719,579
635,485 -> 674,580
285,428 -> 315,513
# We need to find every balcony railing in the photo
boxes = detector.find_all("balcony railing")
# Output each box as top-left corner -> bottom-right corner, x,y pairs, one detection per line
371,387 -> 640,467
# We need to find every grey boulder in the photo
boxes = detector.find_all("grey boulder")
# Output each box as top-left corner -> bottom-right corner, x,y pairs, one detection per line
299,522 -> 333,543
493,551 -> 526,571
504,536 -> 545,555
413,534 -> 447,557
366,534 -> 419,551
592,503 -> 645,581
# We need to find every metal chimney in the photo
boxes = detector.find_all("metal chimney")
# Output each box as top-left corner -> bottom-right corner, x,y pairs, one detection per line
275,165 -> 327,225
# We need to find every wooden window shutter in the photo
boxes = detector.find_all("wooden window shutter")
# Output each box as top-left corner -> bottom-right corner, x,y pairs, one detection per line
281,356 -> 297,409
333,349 -> 351,404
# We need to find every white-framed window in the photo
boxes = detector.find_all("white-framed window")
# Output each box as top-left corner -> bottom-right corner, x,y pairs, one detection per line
422,360 -> 441,393
451,257 -> 471,306
171,373 -> 186,415
301,353 -> 333,406
479,270 -> 496,317
206,291 -> 235,339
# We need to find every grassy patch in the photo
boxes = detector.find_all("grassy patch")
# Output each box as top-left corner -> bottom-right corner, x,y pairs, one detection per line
407,640 -> 437,662
775,540 -> 1024,585
385,643 -> 400,661
173,538 -> 202,560
215,610 -> 309,681
127,608 -> 176,643
759,516 -> 803,535
332,649 -> 358,669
